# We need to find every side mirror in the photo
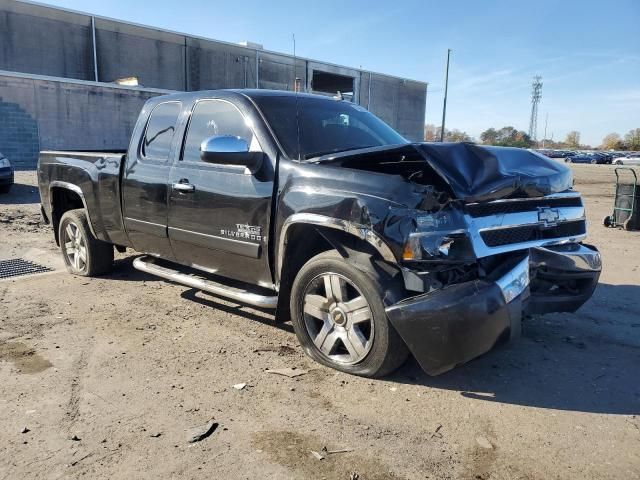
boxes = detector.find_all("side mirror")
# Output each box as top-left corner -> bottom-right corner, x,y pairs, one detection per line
200,135 -> 262,171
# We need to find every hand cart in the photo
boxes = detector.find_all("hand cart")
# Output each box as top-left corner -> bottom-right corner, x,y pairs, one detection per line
603,167 -> 639,231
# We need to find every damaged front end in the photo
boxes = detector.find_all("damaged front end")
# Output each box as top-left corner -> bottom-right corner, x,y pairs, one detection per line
383,197 -> 601,375
318,142 -> 602,375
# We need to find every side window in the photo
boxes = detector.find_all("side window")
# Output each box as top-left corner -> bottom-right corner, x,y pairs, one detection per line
142,102 -> 181,160
182,100 -> 256,163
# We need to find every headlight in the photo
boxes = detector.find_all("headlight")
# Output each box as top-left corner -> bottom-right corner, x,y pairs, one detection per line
0,158 -> 10,168
402,231 -> 473,261
402,209 -> 475,262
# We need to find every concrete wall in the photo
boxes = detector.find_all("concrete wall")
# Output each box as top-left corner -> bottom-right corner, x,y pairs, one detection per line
186,37 -> 257,91
95,18 -> 186,90
0,0 -> 427,166
365,74 -> 427,142
0,0 -> 94,80
0,73 -> 165,168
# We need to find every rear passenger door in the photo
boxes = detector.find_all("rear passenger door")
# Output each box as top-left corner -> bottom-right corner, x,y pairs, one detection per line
167,98 -> 274,287
122,101 -> 181,259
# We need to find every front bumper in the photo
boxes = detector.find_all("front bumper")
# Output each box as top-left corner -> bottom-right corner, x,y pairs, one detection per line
386,243 -> 601,375
0,167 -> 13,186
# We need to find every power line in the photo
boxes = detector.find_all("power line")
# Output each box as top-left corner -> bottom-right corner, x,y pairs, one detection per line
528,75 -> 543,143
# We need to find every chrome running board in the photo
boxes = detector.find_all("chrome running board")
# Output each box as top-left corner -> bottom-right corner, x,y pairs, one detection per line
133,256 -> 278,309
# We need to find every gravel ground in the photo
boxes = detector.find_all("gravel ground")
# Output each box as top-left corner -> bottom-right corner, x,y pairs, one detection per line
0,166 -> 639,480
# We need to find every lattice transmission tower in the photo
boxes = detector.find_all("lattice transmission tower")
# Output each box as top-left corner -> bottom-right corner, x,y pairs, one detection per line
528,75 -> 543,143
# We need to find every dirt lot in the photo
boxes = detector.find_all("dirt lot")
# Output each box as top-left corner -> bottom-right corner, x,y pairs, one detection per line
1,166 -> 639,480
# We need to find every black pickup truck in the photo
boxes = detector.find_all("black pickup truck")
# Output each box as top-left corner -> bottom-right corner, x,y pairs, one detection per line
38,90 -> 601,377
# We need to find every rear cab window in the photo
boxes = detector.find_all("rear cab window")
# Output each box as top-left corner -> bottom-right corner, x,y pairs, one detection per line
141,101 -> 182,161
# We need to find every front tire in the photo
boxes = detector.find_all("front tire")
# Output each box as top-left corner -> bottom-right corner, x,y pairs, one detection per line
59,209 -> 114,276
290,251 -> 409,377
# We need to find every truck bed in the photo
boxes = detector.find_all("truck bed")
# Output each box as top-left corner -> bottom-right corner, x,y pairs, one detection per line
38,150 -> 129,247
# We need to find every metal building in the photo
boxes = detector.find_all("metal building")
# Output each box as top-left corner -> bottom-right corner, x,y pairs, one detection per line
0,0 -> 428,168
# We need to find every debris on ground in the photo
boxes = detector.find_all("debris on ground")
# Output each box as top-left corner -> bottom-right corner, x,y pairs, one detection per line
187,419 -> 218,443
321,446 -> 354,455
232,383 -> 247,390
265,367 -> 308,378
310,450 -> 325,460
70,435 -> 81,441
69,453 -> 93,467
150,432 -> 162,438
21,427 -> 30,434
350,473 -> 360,480
476,436 -> 493,449
431,424 -> 443,439
253,345 -> 297,356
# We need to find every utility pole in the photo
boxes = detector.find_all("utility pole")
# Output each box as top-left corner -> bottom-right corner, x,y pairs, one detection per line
542,113 -> 548,148
440,49 -> 451,142
528,75 -> 543,144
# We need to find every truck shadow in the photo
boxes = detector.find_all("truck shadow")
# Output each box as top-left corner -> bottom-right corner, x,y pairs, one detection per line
180,288 -> 294,334
110,258 -> 638,415
389,283 -> 640,415
108,256 -> 293,334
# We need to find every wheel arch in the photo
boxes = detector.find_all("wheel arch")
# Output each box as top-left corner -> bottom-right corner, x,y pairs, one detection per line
49,182 -> 97,245
274,214 -> 399,322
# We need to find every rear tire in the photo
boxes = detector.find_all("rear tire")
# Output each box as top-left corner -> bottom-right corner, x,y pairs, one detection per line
59,209 -> 113,276
290,250 -> 409,377
603,215 -> 612,227
565,158 -> 572,163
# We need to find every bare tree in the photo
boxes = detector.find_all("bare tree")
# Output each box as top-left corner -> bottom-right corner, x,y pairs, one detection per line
624,128 -> 640,150
424,124 -> 438,142
564,131 -> 581,149
425,124 -> 474,143
601,133 -> 623,150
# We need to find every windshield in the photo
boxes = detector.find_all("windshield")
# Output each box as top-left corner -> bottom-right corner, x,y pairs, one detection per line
250,95 -> 408,160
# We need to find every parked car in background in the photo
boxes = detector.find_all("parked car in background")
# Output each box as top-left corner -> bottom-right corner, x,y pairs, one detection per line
565,152 -> 605,164
592,152 -> 613,164
613,155 -> 640,166
537,150 -> 571,159
0,153 -> 14,193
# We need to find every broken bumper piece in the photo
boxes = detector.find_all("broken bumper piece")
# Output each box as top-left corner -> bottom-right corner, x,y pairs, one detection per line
527,243 -> 601,315
386,244 -> 601,375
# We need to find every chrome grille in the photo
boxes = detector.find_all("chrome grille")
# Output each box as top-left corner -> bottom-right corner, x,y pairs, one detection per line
465,192 -> 587,258
466,195 -> 582,217
480,221 -> 586,247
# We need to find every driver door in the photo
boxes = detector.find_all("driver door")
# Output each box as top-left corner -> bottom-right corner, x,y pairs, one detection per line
167,98 -> 274,287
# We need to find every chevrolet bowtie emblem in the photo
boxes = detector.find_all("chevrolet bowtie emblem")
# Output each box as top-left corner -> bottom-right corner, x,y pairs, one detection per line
537,207 -> 560,225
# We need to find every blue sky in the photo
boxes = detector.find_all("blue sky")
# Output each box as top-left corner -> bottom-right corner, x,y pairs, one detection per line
40,0 -> 640,146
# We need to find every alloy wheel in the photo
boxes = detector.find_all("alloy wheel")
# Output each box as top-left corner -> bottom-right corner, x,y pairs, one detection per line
63,221 -> 87,272
302,273 -> 374,365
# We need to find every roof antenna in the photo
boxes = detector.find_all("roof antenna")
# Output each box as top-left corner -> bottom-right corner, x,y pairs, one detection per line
293,33 -> 302,160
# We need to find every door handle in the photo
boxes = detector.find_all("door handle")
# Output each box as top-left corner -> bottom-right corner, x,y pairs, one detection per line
173,181 -> 195,193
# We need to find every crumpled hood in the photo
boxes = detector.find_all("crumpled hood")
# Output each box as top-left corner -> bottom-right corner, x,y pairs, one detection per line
319,142 -> 573,203
416,142 -> 573,202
